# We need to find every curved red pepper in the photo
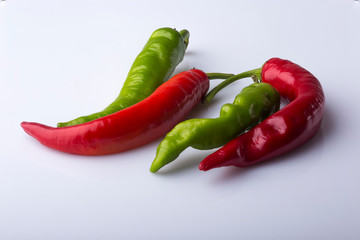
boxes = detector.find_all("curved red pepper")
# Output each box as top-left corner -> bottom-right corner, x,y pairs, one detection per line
199,58 -> 325,170
21,69 -> 209,155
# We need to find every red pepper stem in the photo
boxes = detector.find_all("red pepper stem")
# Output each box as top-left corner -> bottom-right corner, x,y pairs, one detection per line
202,67 -> 262,104
206,73 -> 235,80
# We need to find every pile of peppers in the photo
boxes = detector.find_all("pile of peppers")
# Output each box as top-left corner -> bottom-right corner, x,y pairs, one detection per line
21,27 -> 325,174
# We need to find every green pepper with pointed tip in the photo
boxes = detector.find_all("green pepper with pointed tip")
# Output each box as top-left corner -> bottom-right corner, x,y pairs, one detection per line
58,27 -> 190,127
150,82 -> 280,172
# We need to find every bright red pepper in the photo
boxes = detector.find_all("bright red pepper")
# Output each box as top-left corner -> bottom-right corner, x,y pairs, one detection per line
21,69 -> 209,155
199,58 -> 325,170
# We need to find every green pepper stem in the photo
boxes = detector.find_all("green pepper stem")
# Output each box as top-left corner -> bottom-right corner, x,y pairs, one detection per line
179,29 -> 190,49
206,72 -> 235,80
202,67 -> 262,104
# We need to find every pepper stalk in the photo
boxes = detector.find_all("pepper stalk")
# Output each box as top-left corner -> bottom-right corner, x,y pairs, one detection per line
203,68 -> 262,104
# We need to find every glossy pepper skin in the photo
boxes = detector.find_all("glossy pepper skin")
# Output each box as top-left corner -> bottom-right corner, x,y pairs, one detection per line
21,69 -> 209,155
150,82 -> 280,172
57,27 -> 190,127
199,58 -> 325,171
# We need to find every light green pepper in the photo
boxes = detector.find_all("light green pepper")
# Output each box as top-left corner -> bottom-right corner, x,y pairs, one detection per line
150,82 -> 280,172
58,27 -> 189,127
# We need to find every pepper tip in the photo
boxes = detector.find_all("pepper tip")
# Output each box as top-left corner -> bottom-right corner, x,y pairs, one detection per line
198,162 -> 210,171
149,164 -> 160,173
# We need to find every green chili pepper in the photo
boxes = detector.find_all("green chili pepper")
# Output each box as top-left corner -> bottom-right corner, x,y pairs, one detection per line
149,82 -> 280,173
57,27 -> 190,127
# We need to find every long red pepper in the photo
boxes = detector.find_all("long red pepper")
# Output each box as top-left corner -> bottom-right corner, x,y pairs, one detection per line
199,58 -> 325,170
21,69 -> 209,155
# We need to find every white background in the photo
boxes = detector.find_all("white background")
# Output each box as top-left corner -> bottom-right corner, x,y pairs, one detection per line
1,0 -> 360,239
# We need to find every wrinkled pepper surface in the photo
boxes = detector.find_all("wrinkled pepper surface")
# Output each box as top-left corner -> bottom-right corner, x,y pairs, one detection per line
58,27 -> 189,127
150,82 -> 280,172
200,58 -> 325,170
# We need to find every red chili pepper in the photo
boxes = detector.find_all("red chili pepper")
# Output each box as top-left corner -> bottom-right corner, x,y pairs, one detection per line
199,58 -> 325,170
21,69 -> 209,155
